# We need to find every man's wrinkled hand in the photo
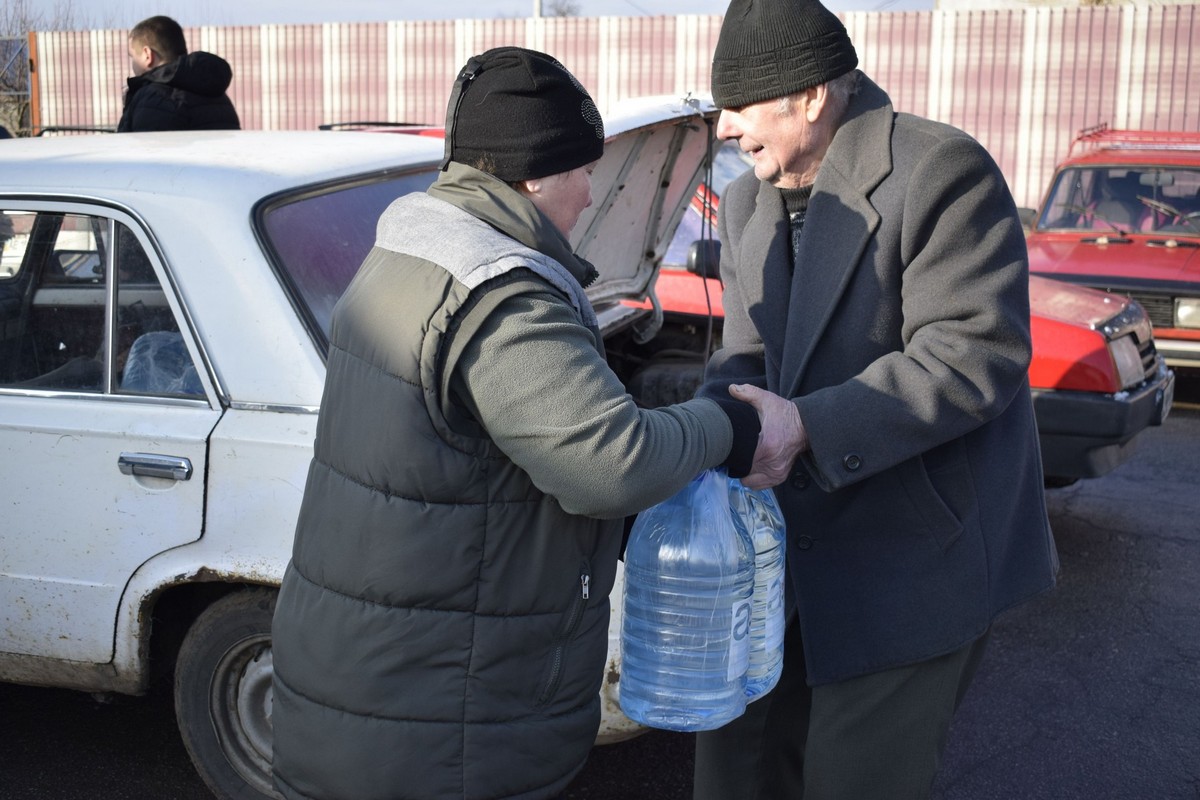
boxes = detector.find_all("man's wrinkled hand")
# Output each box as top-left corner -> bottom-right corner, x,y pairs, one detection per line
729,383 -> 808,490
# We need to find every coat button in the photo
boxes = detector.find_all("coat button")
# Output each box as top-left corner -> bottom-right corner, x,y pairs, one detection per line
797,535 -> 813,550
843,454 -> 862,471
791,471 -> 809,490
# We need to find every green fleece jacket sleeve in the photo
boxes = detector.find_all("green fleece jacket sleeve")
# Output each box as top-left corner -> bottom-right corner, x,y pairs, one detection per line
449,287 -> 734,520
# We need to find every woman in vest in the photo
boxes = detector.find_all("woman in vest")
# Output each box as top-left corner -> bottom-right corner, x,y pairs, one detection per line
271,47 -> 769,800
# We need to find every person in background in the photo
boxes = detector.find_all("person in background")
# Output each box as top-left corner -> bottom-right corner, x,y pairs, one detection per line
117,15 -> 239,132
691,1 -> 1060,798
270,46 -> 776,800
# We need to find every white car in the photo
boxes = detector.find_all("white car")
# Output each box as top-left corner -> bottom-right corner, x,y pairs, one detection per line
0,96 -> 719,799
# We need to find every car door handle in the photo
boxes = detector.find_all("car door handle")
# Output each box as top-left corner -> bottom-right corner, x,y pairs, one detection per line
118,452 -> 193,481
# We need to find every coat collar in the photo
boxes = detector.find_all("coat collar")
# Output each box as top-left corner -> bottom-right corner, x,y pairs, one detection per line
818,74 -> 896,201
770,74 -> 896,396
429,162 -> 599,289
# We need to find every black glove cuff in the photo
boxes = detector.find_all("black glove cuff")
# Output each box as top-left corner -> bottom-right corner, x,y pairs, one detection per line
712,397 -> 760,479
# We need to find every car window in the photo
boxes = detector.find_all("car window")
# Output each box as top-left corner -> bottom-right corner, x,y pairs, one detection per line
662,142 -> 751,270
114,225 -> 202,397
664,204 -> 708,268
1,210 -> 34,278
0,209 -> 202,397
709,141 -> 754,197
259,169 -> 438,342
1038,166 -> 1200,235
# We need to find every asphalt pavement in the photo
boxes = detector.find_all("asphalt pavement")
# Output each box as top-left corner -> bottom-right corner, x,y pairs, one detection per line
930,398 -> 1200,800
570,396 -> 1200,799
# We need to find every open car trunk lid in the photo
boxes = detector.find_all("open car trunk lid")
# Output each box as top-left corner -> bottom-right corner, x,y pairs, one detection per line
574,94 -> 719,328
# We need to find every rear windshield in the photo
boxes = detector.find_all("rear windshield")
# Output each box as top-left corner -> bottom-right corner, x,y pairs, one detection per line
258,168 -> 438,350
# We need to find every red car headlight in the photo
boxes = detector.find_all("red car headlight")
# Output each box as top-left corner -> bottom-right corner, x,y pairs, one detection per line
1176,297 -> 1200,330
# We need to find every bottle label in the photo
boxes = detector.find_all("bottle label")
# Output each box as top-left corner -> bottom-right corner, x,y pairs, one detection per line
729,599 -> 751,681
765,575 -> 785,650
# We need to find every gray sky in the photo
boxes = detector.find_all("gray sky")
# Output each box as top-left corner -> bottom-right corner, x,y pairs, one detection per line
27,0 -> 935,30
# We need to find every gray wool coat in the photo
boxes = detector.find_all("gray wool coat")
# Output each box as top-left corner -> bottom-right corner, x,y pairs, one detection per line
700,73 -> 1059,685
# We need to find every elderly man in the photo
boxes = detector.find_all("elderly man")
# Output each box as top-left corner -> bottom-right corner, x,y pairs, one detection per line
691,2 -> 1060,799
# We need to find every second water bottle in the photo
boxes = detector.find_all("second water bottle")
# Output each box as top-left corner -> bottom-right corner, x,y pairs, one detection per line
728,479 -> 786,701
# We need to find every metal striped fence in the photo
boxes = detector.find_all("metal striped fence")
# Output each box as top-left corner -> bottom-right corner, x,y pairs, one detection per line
28,4 -> 1199,209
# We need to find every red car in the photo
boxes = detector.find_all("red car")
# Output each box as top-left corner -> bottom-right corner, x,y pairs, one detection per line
621,141 -> 1175,485
1025,125 -> 1200,373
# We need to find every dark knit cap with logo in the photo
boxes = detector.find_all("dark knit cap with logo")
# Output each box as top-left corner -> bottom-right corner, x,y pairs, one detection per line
441,46 -> 605,182
711,0 -> 858,109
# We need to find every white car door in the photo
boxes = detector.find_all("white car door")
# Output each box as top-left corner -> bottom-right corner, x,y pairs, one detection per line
0,204 -> 221,664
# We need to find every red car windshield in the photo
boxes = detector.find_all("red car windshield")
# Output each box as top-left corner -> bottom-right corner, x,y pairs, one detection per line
1036,165 -> 1200,236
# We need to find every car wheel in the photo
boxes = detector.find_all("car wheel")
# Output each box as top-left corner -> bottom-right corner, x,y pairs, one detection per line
175,588 -> 281,800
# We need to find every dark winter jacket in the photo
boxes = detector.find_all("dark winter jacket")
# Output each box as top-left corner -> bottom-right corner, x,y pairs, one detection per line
271,163 -> 733,799
117,51 -> 240,132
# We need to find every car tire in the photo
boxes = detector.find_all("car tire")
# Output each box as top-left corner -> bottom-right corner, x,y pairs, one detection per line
175,588 -> 281,800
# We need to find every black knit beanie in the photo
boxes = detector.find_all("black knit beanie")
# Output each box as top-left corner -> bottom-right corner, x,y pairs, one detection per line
441,46 -> 605,182
711,0 -> 858,109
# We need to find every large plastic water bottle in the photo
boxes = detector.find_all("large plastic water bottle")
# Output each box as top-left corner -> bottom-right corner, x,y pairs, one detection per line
728,479 -> 786,701
620,470 -> 755,731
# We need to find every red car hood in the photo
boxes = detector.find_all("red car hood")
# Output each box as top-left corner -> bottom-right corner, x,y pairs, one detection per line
1027,232 -> 1200,282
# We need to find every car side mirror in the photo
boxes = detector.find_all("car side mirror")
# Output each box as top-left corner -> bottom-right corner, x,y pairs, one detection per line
687,240 -> 721,279
1016,207 -> 1037,232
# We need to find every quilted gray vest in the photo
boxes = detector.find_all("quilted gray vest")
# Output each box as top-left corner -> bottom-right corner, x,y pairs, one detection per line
272,190 -> 621,800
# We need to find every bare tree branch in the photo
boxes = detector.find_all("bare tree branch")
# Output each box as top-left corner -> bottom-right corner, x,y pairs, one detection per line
1,0 -> 93,136
547,0 -> 582,17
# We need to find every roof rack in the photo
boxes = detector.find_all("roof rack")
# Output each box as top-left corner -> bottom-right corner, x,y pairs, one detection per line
1068,122 -> 1200,157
